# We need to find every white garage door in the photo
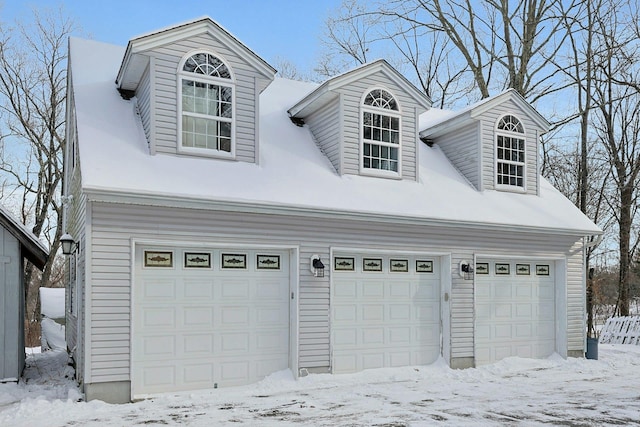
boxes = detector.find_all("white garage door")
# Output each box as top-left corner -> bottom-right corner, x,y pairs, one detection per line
475,260 -> 555,366
132,246 -> 290,397
331,254 -> 441,374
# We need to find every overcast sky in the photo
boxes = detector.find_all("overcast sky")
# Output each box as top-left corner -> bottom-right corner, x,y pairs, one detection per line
1,0 -> 344,71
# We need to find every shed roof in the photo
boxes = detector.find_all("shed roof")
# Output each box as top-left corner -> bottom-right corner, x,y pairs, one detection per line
0,204 -> 49,270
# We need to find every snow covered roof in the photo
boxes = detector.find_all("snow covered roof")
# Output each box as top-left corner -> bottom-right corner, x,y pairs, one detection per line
0,204 -> 49,269
69,37 -> 600,236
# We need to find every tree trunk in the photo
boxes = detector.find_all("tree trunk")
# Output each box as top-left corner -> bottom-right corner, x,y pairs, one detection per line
618,185 -> 632,315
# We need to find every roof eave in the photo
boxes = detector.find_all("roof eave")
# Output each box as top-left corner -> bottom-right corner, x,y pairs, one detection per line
83,187 -> 601,237
470,89 -> 550,131
289,59 -> 431,119
420,89 -> 551,138
116,17 -> 276,92
420,111 -> 473,138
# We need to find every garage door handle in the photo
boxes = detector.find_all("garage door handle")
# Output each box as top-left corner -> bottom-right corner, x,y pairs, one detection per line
444,292 -> 449,302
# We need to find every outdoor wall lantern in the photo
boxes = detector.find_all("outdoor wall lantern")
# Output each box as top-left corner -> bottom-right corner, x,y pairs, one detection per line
310,254 -> 325,277
60,233 -> 77,256
459,259 -> 474,280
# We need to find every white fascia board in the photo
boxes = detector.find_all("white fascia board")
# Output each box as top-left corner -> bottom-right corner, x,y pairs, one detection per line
469,89 -> 550,131
83,187 -> 602,237
115,43 -> 134,89
117,18 -> 276,91
420,89 -> 551,138
287,90 -> 338,119
288,60 -> 431,119
419,111 -> 474,138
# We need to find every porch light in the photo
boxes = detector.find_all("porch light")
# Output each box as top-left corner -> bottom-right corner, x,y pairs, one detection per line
60,233 -> 77,256
459,260 -> 474,280
310,254 -> 325,277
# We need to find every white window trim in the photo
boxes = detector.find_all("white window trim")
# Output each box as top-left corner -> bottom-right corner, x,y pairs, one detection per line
494,114 -> 527,193
359,87 -> 402,179
177,50 -> 236,160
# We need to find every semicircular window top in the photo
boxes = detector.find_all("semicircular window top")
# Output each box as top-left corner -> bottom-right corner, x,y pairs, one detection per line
180,52 -> 234,156
496,114 -> 525,189
362,89 -> 401,176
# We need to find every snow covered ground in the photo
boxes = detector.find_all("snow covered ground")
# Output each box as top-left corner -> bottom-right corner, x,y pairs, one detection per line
2,345 -> 640,426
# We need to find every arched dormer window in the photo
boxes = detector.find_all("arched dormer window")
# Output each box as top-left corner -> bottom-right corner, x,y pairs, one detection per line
361,88 -> 401,175
179,52 -> 234,156
495,114 -> 525,189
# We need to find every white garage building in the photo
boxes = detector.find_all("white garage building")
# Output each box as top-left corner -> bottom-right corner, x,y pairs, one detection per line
63,17 -> 600,403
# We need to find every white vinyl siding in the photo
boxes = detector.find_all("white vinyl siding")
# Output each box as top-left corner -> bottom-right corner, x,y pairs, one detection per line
305,97 -> 342,174
566,240 -> 586,352
432,122 -> 481,190
135,33 -> 271,163
137,64 -> 152,149
480,99 -> 539,195
85,201 -> 585,382
64,97 -> 87,382
336,71 -> 418,181
450,252 -> 475,358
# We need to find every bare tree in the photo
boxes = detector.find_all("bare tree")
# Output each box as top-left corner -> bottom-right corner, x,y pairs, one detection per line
0,8 -> 74,344
377,0 -> 575,104
553,0 -> 602,336
589,0 -> 640,316
272,56 -> 318,82
317,0 -> 474,107
316,0 -> 379,78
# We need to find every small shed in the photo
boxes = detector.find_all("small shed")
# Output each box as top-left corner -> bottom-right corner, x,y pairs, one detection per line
0,204 -> 48,382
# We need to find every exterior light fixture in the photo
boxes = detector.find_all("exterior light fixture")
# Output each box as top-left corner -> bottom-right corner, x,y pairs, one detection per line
310,254 -> 325,277
60,233 -> 77,256
459,260 -> 474,280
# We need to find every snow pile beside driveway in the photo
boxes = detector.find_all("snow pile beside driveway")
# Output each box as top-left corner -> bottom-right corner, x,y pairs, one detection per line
2,345 -> 640,426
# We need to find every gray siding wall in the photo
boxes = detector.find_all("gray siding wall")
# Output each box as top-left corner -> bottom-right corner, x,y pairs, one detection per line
86,201 -> 584,383
433,121 -> 480,189
305,97 -> 342,174
138,33 -> 272,163
479,98 -> 540,195
337,71 -> 420,181
1,228 -> 22,380
136,63 -> 152,150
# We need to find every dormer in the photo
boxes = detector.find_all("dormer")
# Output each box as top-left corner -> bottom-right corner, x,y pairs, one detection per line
419,89 -> 550,195
115,17 -> 276,162
288,60 -> 431,181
